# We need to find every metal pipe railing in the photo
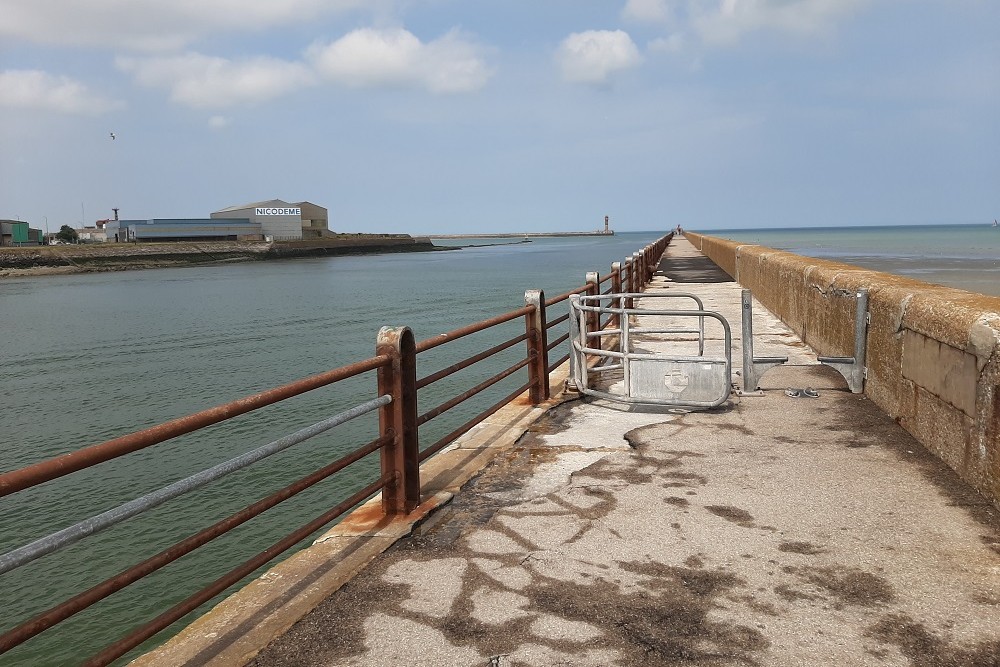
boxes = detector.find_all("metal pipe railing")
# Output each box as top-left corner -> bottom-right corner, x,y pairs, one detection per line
0,433 -> 391,654
83,474 -> 393,667
416,333 -> 528,391
417,356 -> 532,427
0,354 -> 390,497
415,305 -> 533,353
0,395 -> 391,577
418,380 -> 533,462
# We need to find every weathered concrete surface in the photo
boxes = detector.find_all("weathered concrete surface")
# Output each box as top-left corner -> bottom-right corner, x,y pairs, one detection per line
686,231 -> 1000,510
233,238 -> 1000,667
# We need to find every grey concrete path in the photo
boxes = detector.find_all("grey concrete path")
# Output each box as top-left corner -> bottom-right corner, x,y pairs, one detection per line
249,238 -> 1000,667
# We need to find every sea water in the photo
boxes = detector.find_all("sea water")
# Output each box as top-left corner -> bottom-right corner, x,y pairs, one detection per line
1,225 -> 997,664
707,223 -> 1000,297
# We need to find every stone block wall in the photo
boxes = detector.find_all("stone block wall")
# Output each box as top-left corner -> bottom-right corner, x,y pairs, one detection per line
685,232 -> 1000,507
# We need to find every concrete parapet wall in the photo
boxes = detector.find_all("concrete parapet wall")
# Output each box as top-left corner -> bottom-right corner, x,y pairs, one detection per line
685,231 -> 1000,507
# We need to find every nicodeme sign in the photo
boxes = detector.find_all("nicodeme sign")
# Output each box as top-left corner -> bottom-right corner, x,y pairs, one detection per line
255,207 -> 301,216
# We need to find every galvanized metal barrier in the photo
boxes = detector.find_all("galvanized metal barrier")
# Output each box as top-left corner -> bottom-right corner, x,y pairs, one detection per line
740,288 -> 868,394
817,288 -> 869,393
0,232 -> 674,665
740,289 -> 789,395
570,292 -> 732,408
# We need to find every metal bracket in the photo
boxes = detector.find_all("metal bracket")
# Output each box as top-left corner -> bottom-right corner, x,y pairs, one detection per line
817,288 -> 869,393
740,290 -> 789,393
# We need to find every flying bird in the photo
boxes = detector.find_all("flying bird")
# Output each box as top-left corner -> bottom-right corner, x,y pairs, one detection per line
110,132 -> 116,140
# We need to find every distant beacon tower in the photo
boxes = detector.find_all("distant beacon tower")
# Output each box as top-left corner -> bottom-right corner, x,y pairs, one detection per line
604,215 -> 610,234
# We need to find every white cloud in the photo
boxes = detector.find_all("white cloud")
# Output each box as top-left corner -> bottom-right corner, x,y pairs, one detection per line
0,69 -> 120,114
0,0 -> 365,51
690,0 -> 871,45
307,28 -> 492,93
556,30 -> 642,85
208,115 -> 230,129
117,54 -> 315,109
622,0 -> 672,23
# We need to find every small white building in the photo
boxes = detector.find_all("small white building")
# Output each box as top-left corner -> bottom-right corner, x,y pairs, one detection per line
76,227 -> 108,243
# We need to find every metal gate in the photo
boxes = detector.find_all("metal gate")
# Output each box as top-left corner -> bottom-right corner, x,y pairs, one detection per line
569,293 -> 732,408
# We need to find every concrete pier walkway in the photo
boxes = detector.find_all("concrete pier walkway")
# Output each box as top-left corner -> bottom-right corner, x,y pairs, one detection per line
160,238 -> 1000,666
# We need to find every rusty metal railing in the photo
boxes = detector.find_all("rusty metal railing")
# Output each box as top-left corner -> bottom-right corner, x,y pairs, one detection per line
0,231 -> 673,665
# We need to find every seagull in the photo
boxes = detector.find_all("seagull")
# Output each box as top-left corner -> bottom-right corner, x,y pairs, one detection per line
110,132 -> 116,140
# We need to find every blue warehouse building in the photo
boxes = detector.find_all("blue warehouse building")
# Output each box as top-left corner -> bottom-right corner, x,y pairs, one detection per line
106,218 -> 261,242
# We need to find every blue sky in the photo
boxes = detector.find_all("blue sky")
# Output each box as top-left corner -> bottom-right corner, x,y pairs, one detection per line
1,0 -> 997,234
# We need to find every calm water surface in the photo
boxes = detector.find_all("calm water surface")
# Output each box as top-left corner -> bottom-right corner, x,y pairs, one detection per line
707,223 -> 1000,296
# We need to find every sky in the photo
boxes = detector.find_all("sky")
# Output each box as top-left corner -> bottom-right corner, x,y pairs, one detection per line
1,0 -> 997,234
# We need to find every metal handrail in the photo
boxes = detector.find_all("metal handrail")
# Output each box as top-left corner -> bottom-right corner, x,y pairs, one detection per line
0,433 -> 391,653
546,312 -> 570,329
418,380 -> 532,462
415,305 -> 533,353
545,285 -> 589,308
417,356 -> 532,427
416,333 -> 528,390
84,474 -> 393,667
0,396 -> 391,577
0,354 -> 390,497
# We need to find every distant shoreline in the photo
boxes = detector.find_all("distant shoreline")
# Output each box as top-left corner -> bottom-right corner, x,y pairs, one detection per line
429,231 -> 615,239
0,236 -> 451,279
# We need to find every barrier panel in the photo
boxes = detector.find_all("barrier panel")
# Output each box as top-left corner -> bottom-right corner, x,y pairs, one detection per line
570,292 -> 731,408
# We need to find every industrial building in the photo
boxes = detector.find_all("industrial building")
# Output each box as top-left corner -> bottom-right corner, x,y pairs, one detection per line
0,220 -> 43,246
211,200 -> 329,240
100,199 -> 329,243
105,218 -> 261,243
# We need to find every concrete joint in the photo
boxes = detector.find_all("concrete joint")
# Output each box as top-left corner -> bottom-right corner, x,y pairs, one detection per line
894,293 -> 914,335
968,316 -> 1000,372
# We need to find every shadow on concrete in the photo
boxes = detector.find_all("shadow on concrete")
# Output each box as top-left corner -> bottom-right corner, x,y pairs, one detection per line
657,255 -> 733,283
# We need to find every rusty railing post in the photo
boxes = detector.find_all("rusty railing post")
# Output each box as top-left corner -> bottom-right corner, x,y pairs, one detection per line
632,252 -> 643,292
585,271 -> 600,336
611,262 -> 623,328
524,289 -> 549,403
624,257 -> 634,309
376,326 -> 419,515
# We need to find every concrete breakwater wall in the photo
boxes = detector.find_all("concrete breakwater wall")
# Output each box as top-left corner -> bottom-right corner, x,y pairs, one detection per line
685,231 -> 1000,507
